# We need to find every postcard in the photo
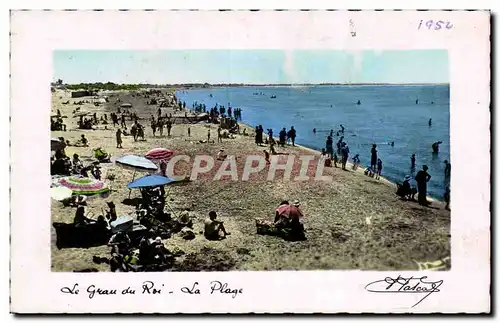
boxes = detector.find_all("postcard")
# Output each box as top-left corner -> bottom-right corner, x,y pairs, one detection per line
10,9 -> 490,313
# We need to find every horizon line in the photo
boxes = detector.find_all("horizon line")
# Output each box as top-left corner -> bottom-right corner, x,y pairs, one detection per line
55,82 -> 450,86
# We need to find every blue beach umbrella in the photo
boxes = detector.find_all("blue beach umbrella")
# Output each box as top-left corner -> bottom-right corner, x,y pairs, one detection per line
127,174 -> 175,189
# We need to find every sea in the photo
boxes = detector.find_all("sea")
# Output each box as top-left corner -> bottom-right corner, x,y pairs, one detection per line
176,85 -> 450,199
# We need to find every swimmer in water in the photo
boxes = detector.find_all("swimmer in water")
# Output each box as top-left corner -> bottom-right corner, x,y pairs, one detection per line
357,100 -> 361,105
391,141 -> 394,147
416,99 -> 419,104
428,118 -> 432,126
313,128 -> 316,134
432,141 -> 442,154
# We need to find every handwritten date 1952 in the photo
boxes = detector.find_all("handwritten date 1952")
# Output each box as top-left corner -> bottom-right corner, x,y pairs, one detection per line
418,20 -> 453,30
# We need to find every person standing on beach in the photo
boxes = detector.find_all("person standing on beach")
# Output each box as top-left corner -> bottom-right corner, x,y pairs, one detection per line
207,128 -> 211,143
157,118 -> 163,137
376,159 -> 383,180
166,119 -> 172,137
444,160 -> 451,183
340,143 -> 349,170
444,185 -> 450,211
151,117 -> 157,137
116,128 -> 123,148
187,127 -> 191,137
326,136 -> 333,158
288,126 -> 297,146
157,107 -> 161,119
371,144 -> 378,172
217,126 -> 223,143
415,165 -> 432,206
411,153 -> 416,170
279,128 -> 287,147
121,113 -> 126,128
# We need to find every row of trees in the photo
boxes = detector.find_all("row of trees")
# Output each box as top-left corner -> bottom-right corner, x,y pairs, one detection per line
64,82 -> 144,91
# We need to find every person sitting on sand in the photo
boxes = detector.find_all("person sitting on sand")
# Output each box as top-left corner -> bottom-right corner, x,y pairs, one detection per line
269,139 -> 277,155
217,149 -> 227,161
204,211 -> 230,241
76,134 -> 88,147
274,200 -> 306,240
71,154 -> 83,174
397,175 -> 417,201
73,205 -> 95,227
108,231 -> 132,257
94,148 -> 111,163
352,154 -> 360,170
67,194 -> 87,207
324,156 -> 332,167
91,163 -> 102,180
242,128 -> 247,136
106,201 -> 118,222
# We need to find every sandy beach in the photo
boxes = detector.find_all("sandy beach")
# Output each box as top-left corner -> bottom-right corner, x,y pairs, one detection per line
51,88 -> 451,272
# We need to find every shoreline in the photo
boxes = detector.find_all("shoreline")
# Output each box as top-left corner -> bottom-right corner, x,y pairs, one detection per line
174,89 -> 445,202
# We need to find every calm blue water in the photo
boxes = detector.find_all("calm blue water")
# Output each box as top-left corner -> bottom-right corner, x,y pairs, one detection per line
176,85 -> 450,198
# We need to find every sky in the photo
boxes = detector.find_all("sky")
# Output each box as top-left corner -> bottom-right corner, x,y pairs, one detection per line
53,50 -> 449,84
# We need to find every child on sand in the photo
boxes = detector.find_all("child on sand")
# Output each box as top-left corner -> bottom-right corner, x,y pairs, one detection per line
217,149 -> 227,161
376,159 -> 383,180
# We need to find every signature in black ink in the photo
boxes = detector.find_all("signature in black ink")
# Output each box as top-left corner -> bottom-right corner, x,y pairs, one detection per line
365,275 -> 443,307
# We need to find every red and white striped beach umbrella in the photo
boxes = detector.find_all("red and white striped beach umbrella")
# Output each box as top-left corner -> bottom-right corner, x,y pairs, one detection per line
145,148 -> 174,161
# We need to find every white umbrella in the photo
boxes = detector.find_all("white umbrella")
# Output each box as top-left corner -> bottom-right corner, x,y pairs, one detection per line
51,186 -> 73,201
115,155 -> 158,198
